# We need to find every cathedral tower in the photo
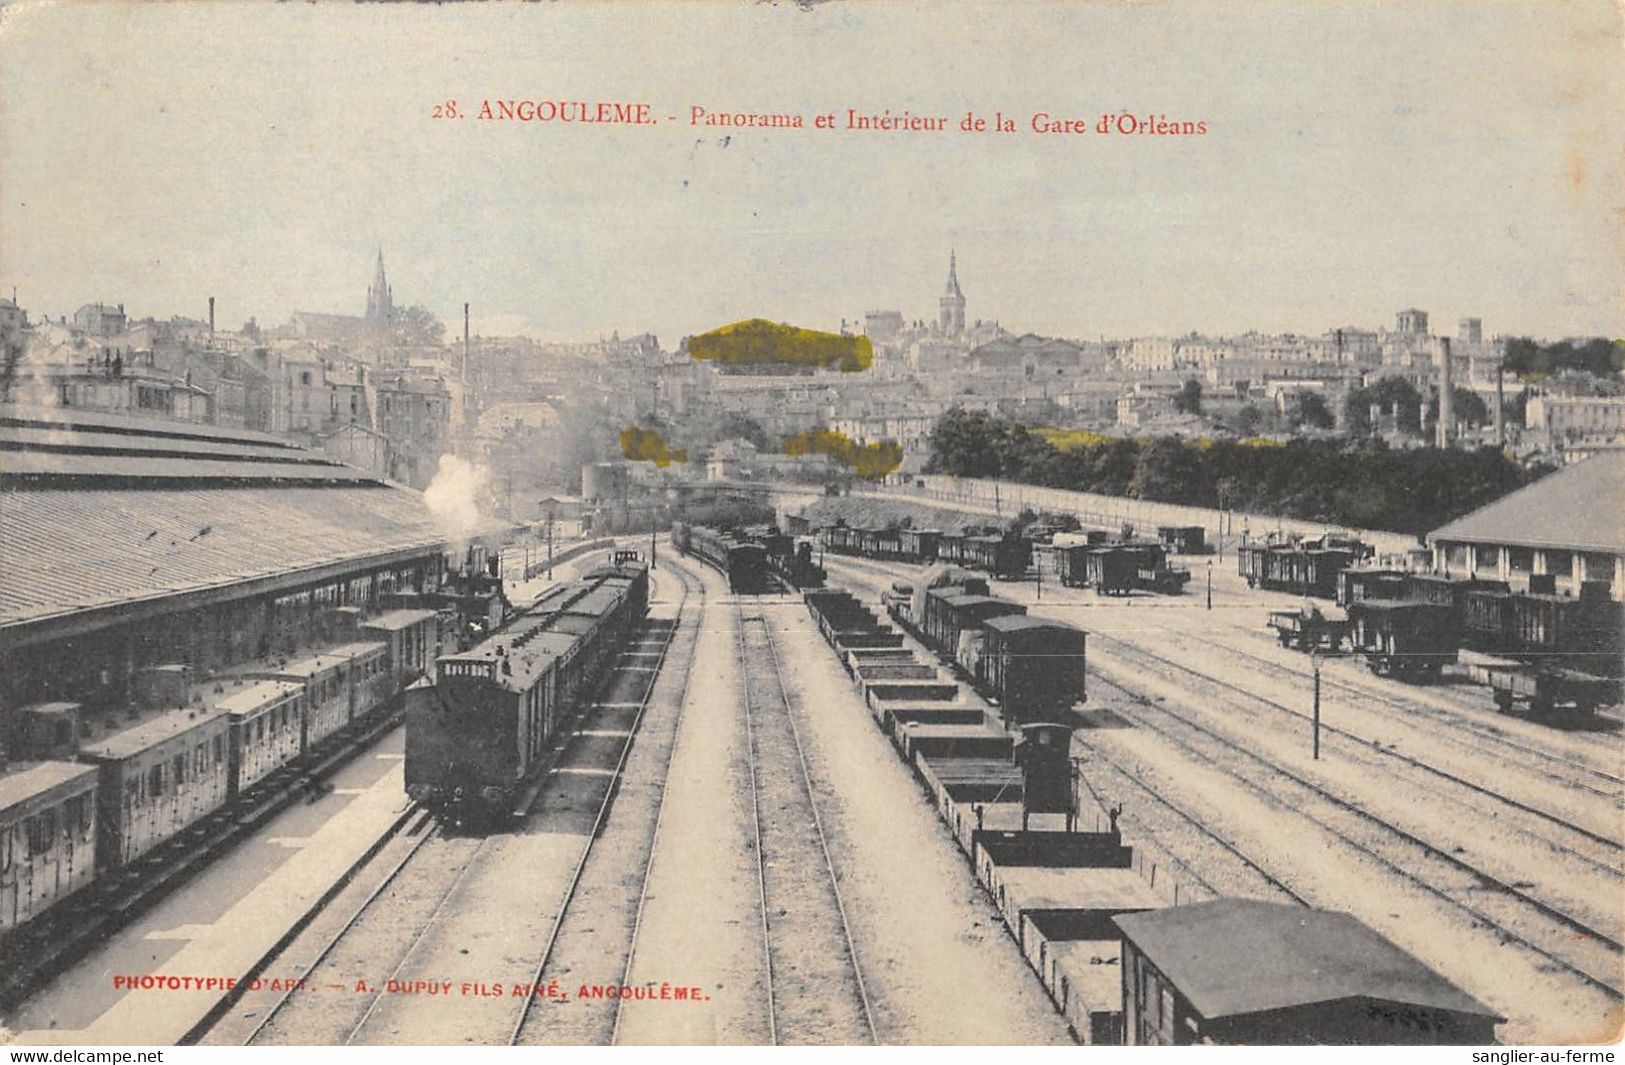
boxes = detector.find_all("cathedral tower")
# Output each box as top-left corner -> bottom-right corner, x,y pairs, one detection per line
938,250 -> 965,335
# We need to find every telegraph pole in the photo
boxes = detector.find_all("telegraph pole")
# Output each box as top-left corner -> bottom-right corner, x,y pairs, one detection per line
1206,559 -> 1213,611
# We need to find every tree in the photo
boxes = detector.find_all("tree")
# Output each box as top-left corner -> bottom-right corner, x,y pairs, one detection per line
1232,403 -> 1266,436
391,305 -> 446,346
1504,336 -> 1623,380
925,409 -> 1003,477
715,412 -> 772,452
1290,390 -> 1336,430
1427,386 -> 1490,429
1174,377 -> 1204,415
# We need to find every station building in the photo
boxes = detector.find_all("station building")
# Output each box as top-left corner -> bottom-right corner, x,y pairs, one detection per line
0,403 -> 507,721
1427,452 -> 1624,600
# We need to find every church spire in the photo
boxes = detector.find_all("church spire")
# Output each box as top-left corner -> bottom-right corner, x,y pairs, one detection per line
939,249 -> 966,335
366,248 -> 394,323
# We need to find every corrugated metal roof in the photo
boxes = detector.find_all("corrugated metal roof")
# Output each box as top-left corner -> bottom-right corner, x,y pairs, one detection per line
1429,453 -> 1625,554
0,484 -> 455,628
0,761 -> 98,811
1113,899 -> 1501,1021
2,450 -> 373,482
4,425 -> 338,465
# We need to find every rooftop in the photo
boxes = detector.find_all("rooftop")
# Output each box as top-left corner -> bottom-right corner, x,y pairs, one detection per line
0,761 -> 98,811
79,706 -> 225,761
1113,899 -> 1502,1022
0,406 -> 512,638
1429,452 -> 1625,554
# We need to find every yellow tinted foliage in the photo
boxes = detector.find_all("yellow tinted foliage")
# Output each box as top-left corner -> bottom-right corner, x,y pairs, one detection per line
689,319 -> 873,373
620,425 -> 676,467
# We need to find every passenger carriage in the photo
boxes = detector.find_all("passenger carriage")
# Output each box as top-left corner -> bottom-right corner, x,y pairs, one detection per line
78,704 -> 231,869
0,762 -> 98,932
214,680 -> 305,796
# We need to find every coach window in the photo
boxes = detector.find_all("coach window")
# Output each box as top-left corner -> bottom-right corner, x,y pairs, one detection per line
26,814 -> 46,857
214,735 -> 225,763
148,763 -> 166,797
71,793 -> 92,834
173,753 -> 187,789
1,824 -> 10,872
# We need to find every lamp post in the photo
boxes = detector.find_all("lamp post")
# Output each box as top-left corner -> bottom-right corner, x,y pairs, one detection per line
1311,649 -> 1322,760
1206,559 -> 1213,611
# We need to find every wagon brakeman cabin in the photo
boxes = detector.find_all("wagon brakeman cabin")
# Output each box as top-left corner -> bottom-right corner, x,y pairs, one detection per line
1113,899 -> 1503,1045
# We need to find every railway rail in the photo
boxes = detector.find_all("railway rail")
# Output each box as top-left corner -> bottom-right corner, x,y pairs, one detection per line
680,536 -> 880,1043
1186,627 -> 1625,797
224,562 -> 689,1046
734,601 -> 879,1045
1094,632 -> 1623,867
507,561 -> 704,1046
1087,666 -> 1625,1002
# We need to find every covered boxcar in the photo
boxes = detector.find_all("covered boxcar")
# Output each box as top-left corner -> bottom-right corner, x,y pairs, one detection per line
1346,600 -> 1457,680
1157,526 -> 1208,555
1087,547 -> 1139,596
899,528 -> 941,564
1055,543 -> 1091,588
961,535 -> 1031,579
979,615 -> 1087,724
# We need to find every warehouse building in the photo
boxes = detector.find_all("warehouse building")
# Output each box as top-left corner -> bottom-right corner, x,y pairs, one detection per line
1428,452 -> 1624,600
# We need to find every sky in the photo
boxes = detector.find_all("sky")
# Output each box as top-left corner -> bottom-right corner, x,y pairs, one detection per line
1,0 -> 1621,344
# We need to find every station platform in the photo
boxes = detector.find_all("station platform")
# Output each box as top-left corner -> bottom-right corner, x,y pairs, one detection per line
6,730 -> 412,1046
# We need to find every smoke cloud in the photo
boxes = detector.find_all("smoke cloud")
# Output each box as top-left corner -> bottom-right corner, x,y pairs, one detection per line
422,453 -> 491,547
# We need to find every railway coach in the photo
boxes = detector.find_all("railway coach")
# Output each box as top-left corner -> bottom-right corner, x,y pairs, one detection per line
404,559 -> 650,819
676,522 -> 770,593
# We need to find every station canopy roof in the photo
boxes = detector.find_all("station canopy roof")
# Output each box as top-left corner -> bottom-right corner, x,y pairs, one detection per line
1429,452 -> 1625,554
0,405 -> 512,636
1113,899 -> 1502,1022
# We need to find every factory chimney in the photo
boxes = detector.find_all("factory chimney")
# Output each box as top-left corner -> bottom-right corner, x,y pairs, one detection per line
208,296 -> 215,338
1494,362 -> 1505,448
462,302 -> 470,384
1435,336 -> 1453,448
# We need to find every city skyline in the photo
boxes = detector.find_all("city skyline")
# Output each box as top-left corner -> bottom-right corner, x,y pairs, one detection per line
2,2 -> 1621,344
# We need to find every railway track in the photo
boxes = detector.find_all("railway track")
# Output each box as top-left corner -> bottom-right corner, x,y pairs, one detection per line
1094,633 -> 1623,873
228,562 -> 690,1046
1086,665 -> 1625,1001
1071,738 -> 1303,905
509,559 -> 705,1046
1184,627 -> 1625,796
734,600 -> 879,1045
